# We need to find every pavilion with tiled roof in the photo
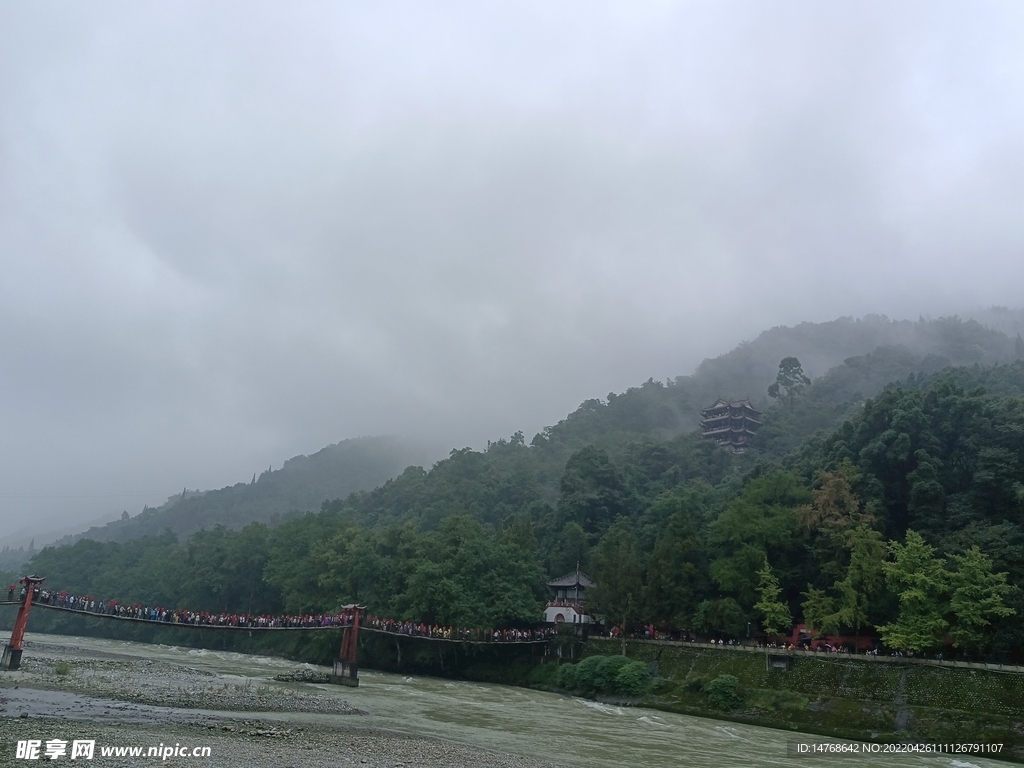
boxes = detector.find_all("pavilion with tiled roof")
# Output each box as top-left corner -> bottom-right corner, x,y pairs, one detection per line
542,565 -> 593,624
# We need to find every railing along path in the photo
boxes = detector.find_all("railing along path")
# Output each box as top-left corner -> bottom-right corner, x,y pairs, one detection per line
0,601 -> 550,645
4,600 -> 1021,670
620,637 -> 1024,674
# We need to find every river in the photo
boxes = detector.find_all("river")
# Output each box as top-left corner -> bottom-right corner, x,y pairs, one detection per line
3,632 -> 1009,768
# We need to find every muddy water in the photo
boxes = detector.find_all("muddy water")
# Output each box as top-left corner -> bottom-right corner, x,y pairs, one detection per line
4,633 -> 1007,768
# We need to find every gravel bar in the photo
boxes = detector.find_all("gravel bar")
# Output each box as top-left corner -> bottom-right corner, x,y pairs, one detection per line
0,642 -> 560,768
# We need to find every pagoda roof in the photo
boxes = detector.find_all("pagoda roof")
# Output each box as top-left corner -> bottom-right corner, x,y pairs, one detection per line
700,398 -> 762,417
547,568 -> 594,588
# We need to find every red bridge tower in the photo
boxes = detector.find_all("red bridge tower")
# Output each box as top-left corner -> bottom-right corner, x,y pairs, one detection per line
2,575 -> 46,671
330,604 -> 364,687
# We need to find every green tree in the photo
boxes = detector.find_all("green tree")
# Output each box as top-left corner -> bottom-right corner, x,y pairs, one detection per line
316,523 -> 385,607
705,674 -> 743,710
588,520 -> 644,654
754,561 -> 792,636
801,588 -> 839,636
556,662 -> 579,691
645,503 -> 706,628
593,655 -> 633,693
833,525 -> 887,637
798,466 -> 874,588
551,522 -> 588,576
694,597 -> 748,637
709,471 -> 807,608
804,525 -> 887,638
572,655 -> 606,693
768,357 -> 811,413
264,512 -> 350,613
876,530 -> 949,653
796,466 -> 872,534
397,514 -> 544,627
615,660 -> 650,695
947,545 -> 1015,653
557,446 -> 633,536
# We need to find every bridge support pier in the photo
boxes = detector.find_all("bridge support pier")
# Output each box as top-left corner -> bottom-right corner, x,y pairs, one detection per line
2,576 -> 45,671
330,605 -> 364,687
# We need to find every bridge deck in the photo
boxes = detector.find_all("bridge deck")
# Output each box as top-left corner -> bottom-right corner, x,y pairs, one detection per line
5,602 -> 1022,671
0,601 -> 549,645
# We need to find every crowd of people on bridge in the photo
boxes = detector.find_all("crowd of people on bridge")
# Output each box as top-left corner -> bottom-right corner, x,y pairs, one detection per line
363,616 -> 553,642
10,585 -> 555,644
6,584 -> 980,661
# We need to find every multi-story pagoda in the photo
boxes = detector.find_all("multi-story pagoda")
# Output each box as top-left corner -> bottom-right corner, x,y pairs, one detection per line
542,565 -> 593,624
700,398 -> 762,454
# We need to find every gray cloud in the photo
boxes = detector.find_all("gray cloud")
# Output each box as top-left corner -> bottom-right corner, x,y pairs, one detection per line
2,1 -> 1024,538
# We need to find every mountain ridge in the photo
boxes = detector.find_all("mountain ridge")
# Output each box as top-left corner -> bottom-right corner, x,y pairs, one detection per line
50,435 -> 442,547
23,311 -> 1024,557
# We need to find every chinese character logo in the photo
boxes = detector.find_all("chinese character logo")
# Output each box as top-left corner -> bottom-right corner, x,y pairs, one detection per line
70,740 -> 95,760
16,740 -> 41,759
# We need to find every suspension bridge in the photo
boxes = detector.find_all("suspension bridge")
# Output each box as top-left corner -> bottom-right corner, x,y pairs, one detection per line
0,575 -> 553,686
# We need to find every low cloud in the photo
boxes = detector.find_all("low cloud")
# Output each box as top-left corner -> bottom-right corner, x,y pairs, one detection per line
1,2 -> 1023,537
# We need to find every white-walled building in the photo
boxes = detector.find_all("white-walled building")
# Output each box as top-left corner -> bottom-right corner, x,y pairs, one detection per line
542,567 -> 593,624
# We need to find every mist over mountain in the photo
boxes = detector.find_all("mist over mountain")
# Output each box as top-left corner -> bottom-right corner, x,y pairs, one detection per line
0,311 -> 1007,567
967,307 -> 1024,339
525,313 -> 1021,460
46,436 -> 442,549
6,4 -> 1024,554
22,310 -> 1024,662
684,313 -> 1015,410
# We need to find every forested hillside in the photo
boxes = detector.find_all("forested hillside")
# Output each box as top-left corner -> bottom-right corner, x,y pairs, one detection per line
39,314 -> 1020,552
24,315 -> 1024,661
57,436 -> 439,546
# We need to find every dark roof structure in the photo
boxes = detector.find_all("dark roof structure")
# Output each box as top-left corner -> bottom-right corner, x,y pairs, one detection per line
546,567 -> 594,589
700,398 -> 762,454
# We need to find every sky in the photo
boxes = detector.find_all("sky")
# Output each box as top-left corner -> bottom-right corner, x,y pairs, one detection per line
2,1 -> 1024,543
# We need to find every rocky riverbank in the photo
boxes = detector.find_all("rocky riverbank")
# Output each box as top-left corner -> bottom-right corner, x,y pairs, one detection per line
5,651 -> 361,715
0,717 -> 555,768
0,640 -> 558,768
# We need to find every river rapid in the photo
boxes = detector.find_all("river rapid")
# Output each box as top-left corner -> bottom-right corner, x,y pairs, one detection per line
2,632 -> 1008,768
